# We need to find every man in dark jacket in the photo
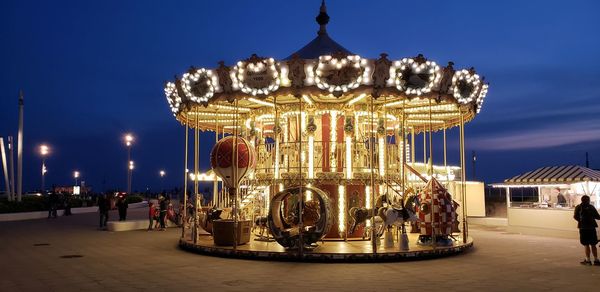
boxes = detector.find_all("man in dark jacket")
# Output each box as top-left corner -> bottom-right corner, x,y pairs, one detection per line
574,195 -> 600,265
159,195 -> 168,231
98,194 -> 110,230
116,196 -> 128,221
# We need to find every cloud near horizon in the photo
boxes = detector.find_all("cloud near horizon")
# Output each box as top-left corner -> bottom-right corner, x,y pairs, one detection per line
470,120 -> 600,150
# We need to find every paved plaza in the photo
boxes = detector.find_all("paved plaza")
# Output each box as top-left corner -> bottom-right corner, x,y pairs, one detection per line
1,209 -> 599,291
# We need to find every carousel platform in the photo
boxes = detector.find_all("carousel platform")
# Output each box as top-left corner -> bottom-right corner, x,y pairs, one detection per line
179,232 -> 473,262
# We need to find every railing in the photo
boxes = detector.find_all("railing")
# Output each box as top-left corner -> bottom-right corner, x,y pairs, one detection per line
253,139 -> 405,179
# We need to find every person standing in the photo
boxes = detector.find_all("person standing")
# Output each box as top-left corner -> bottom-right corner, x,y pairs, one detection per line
116,195 -> 128,221
46,193 -> 59,218
63,195 -> 72,216
573,195 -> 600,265
159,195 -> 168,231
98,194 -> 110,230
556,189 -> 567,207
147,202 -> 156,231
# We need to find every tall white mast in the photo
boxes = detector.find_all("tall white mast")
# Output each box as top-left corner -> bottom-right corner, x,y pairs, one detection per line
0,137 -> 11,201
8,136 -> 15,199
17,90 -> 24,201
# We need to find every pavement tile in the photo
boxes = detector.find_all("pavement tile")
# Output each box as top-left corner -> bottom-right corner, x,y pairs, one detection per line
2,208 -> 600,291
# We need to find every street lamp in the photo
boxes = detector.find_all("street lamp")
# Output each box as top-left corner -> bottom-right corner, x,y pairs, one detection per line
124,134 -> 134,194
73,171 -> 80,186
39,144 -> 49,193
159,170 -> 166,191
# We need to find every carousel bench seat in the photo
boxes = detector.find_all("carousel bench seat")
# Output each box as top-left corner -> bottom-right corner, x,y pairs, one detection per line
107,220 -> 176,231
107,220 -> 148,231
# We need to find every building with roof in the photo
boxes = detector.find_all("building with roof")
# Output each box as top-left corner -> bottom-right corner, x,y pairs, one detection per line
491,165 -> 600,238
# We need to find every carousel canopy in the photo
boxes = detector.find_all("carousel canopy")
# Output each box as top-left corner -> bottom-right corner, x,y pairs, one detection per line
502,165 -> 600,185
285,1 -> 352,60
163,1 -> 489,134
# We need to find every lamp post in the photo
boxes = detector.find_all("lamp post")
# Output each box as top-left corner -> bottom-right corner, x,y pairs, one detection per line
124,134 -> 134,194
128,160 -> 135,193
73,171 -> 80,186
159,170 -> 166,192
40,145 -> 49,193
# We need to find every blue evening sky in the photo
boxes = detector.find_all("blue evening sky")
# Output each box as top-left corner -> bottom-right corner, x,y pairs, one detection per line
1,0 -> 599,192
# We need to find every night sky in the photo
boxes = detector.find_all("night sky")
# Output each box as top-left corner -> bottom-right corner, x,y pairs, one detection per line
1,0 -> 600,193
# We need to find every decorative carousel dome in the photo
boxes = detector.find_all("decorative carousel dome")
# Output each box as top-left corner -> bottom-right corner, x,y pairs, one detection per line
163,1 -> 489,134
285,0 -> 352,60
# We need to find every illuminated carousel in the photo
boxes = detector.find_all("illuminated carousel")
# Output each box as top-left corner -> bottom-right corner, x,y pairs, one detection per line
166,2 -> 488,261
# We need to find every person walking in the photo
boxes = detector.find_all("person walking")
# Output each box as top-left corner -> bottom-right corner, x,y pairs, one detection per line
98,194 -> 110,230
147,202 -> 156,231
573,195 -> 600,265
159,195 -> 168,231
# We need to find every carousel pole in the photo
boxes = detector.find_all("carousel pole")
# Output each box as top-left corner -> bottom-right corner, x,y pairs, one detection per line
401,103 -> 406,191
370,95 -> 377,254
443,128 -> 447,168
383,94 -> 388,192
214,111 -> 219,208
181,123 -> 189,239
459,111 -> 468,243
423,130 -> 426,167
232,99 -> 240,252
400,102 -> 409,250
443,128 -> 448,187
383,94 -> 392,245
428,99 -> 436,249
193,108 -> 199,244
428,100 -> 434,174
411,128 -> 415,169
298,96 -> 304,257
272,95 -> 278,217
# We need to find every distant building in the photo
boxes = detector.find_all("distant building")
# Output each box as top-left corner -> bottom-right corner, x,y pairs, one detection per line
53,185 -> 91,195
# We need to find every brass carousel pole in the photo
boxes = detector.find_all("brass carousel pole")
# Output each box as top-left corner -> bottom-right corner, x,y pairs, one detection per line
181,123 -> 189,239
298,96 -> 304,257
443,128 -> 447,169
232,99 -> 239,251
193,107 -> 199,245
443,127 -> 448,187
383,95 -> 388,196
428,99 -> 436,249
370,95 -> 377,254
423,130 -> 426,167
401,101 -> 406,191
411,127 -> 415,169
459,111 -> 468,243
400,101 -> 408,247
272,95 -> 278,221
214,111 -> 219,208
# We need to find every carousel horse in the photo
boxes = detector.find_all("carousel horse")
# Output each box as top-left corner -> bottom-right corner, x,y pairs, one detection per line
198,207 -> 223,234
348,193 -> 390,234
253,216 -> 270,240
378,204 -> 418,228
348,193 -> 418,236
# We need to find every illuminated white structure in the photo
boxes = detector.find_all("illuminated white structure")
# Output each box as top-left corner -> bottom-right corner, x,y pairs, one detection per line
17,91 -> 24,201
165,1 -> 487,253
492,165 -> 600,238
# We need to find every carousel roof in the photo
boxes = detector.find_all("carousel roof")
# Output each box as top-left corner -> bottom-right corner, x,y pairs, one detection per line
503,165 -> 600,185
285,1 -> 352,60
163,1 -> 489,134
285,32 -> 352,60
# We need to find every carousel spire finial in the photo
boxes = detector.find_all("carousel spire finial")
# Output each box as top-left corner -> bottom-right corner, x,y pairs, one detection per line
316,0 -> 330,35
